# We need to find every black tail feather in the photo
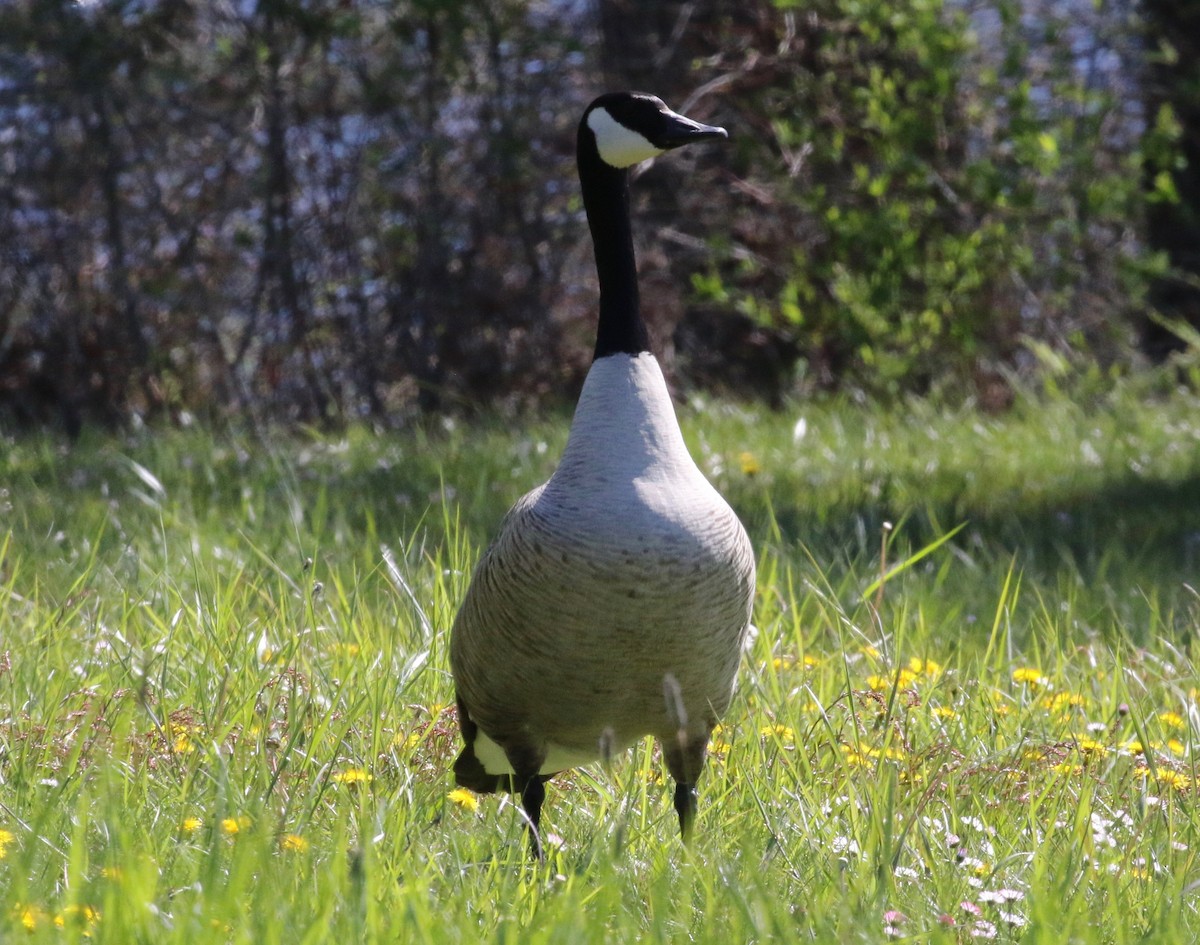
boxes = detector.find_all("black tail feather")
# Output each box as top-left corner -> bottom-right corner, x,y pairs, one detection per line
453,697 -> 506,793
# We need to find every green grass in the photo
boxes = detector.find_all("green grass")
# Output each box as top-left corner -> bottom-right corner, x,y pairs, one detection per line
2,378 -> 1199,942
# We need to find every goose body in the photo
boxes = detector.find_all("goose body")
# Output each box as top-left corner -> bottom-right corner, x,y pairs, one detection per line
449,93 -> 755,852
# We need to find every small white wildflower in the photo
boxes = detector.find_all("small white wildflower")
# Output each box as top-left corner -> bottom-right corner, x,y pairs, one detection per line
831,836 -> 860,856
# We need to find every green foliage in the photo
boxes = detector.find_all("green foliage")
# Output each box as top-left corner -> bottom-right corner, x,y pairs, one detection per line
2,381 -> 1200,940
698,0 -> 1168,395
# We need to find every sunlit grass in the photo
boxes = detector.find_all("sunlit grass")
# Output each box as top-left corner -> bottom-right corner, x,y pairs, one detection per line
1,378 -> 1199,941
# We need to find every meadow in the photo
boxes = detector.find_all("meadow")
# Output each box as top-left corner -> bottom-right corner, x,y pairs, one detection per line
2,373 -> 1199,943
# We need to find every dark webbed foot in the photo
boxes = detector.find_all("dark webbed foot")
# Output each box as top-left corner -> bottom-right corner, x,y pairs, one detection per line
663,731 -> 709,844
674,780 -> 698,842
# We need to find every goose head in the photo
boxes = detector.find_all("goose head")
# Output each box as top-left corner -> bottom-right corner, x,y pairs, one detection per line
577,93 -> 727,361
580,92 -> 727,170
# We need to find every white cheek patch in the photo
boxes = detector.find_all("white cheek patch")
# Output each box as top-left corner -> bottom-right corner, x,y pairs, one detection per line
587,108 -> 664,168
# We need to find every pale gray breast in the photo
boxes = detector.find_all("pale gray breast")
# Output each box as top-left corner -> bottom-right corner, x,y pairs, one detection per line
450,468 -> 755,754
450,352 -> 756,761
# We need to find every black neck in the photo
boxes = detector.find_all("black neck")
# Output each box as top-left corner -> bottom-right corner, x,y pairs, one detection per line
578,135 -> 650,360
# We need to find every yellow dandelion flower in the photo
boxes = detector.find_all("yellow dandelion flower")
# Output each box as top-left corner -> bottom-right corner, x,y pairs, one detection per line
1124,740 -> 1145,755
331,768 -> 373,785
221,816 -> 251,836
908,657 -> 942,677
54,904 -> 100,930
181,816 -> 203,834
448,788 -> 479,812
861,744 -> 907,762
16,904 -> 45,931
867,669 -> 918,690
1076,738 -> 1108,757
1157,770 -> 1190,791
281,834 -> 310,853
1159,711 -> 1186,730
760,724 -> 795,743
172,733 -> 196,755
1042,692 -> 1087,712
738,452 -> 761,476
0,828 -> 13,860
1167,738 -> 1187,756
860,645 -> 881,660
393,730 -> 423,753
707,739 -> 732,760
932,706 -> 957,720
842,748 -> 872,768
1012,667 -> 1047,686
840,743 -> 904,767
1050,763 -> 1083,776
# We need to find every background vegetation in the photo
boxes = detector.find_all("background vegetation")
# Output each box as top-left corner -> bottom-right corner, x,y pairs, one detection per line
2,0 -> 1199,430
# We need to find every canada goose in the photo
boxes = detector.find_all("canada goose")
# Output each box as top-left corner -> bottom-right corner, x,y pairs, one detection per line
449,92 -> 755,856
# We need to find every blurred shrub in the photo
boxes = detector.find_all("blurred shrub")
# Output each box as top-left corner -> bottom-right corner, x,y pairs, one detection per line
0,0 -> 1186,429
0,0 -> 589,429
682,0 -> 1170,398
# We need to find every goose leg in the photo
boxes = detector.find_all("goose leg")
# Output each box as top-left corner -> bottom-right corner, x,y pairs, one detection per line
519,775 -> 546,860
663,735 -> 709,844
506,744 -> 548,860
